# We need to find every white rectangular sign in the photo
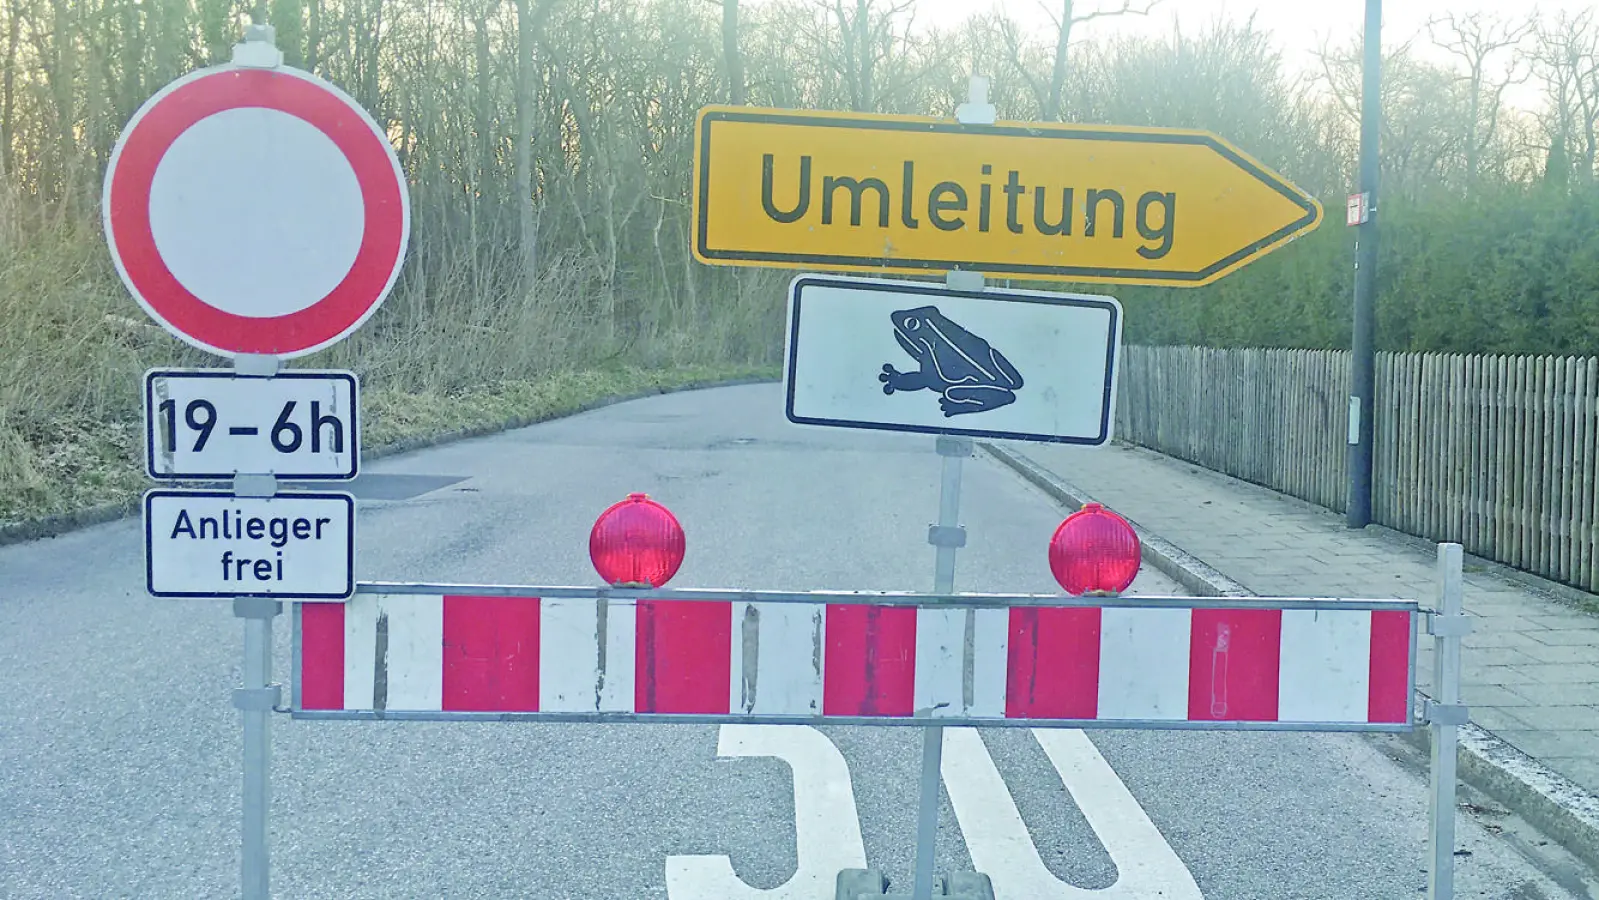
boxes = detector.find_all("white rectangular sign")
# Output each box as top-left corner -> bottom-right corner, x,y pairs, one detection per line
144,490 -> 355,599
144,370 -> 359,481
784,274 -> 1121,444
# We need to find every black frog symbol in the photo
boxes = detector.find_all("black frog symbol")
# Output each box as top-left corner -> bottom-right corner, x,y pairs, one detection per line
878,305 -> 1024,417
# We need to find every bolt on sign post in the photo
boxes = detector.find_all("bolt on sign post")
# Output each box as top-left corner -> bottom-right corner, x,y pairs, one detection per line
105,20 -> 409,900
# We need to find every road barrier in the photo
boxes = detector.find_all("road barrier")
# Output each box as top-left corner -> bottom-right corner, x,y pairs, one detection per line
293,587 -> 1417,730
278,539 -> 1467,900
266,427 -> 1464,900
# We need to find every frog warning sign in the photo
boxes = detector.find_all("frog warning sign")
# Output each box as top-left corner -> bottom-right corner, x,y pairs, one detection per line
784,274 -> 1121,445
878,306 -> 1025,417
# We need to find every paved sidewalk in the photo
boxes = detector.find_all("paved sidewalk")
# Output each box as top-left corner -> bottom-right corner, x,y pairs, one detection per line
1001,439 -> 1599,796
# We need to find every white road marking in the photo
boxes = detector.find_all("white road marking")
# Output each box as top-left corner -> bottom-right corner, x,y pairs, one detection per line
666,725 -> 867,899
669,725 -> 1200,899
943,727 -> 1205,899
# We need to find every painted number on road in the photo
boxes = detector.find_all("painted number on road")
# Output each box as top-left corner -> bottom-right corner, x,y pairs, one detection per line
667,726 -> 1202,899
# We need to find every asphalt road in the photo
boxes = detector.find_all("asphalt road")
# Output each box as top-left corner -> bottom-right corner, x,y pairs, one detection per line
2,383 -> 1594,899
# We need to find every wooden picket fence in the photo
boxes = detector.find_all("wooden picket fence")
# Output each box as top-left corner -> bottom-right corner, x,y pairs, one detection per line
1114,346 -> 1599,594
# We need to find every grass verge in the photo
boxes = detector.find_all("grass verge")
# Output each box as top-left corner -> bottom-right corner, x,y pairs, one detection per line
0,363 -> 778,537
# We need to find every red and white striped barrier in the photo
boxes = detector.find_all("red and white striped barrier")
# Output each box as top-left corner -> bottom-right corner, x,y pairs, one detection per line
293,586 -> 1416,729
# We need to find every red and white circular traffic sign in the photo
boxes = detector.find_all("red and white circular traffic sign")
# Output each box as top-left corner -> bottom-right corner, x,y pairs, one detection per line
103,64 -> 409,359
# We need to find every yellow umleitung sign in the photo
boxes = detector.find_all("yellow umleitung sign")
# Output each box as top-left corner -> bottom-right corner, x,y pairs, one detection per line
692,106 -> 1324,287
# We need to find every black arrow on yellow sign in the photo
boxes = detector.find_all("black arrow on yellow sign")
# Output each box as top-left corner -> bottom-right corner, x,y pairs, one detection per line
692,106 -> 1324,288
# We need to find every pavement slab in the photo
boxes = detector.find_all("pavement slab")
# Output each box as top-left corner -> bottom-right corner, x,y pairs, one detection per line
1005,438 -> 1599,802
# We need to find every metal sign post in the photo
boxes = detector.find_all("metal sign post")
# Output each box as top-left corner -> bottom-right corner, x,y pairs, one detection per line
230,351 -> 285,900
904,75 -> 997,900
236,592 -> 279,900
107,12 -> 401,900
906,433 -> 976,899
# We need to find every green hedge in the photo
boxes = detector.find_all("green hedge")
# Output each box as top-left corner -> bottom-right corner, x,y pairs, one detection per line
1097,183 -> 1599,356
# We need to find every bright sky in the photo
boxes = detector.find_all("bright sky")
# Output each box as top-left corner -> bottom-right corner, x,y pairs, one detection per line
752,0 -> 1599,111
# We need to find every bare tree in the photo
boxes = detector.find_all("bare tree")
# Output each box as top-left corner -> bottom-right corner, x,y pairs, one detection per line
1428,12 -> 1533,189
1,0 -> 19,179
514,0 -> 555,287
1530,10 -> 1599,183
821,0 -> 915,112
998,0 -> 1160,122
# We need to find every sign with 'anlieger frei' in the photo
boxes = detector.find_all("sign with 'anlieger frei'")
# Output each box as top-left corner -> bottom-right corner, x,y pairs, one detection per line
144,490 -> 354,599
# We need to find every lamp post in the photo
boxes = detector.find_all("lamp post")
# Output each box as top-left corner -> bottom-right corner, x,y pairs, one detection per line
1347,0 -> 1382,528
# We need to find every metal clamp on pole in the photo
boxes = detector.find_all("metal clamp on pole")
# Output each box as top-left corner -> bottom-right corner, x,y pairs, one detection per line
233,474 -> 279,499
935,436 -> 973,458
233,353 -> 281,378
1425,611 -> 1473,638
232,684 -> 283,712
1423,700 -> 1469,727
927,526 -> 967,549
954,75 -> 997,127
231,24 -> 284,69
234,597 -> 282,619
944,270 -> 985,293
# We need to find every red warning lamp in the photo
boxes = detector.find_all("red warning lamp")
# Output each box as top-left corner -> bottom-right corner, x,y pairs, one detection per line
1049,503 -> 1141,596
589,493 -> 686,588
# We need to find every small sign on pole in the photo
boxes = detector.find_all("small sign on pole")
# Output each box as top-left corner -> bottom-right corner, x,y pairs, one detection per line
145,370 -> 359,481
144,489 -> 355,599
1347,192 -> 1371,227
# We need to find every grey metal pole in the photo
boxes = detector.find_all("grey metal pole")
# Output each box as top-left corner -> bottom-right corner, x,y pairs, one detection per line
932,444 -> 965,594
911,435 -> 970,899
904,76 -> 993,900
238,600 -> 276,900
232,353 -> 283,900
1428,543 -> 1466,900
1346,0 -> 1381,528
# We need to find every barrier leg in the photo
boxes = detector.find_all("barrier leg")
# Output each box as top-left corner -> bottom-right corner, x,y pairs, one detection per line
1428,544 -> 1466,900
915,438 -> 968,899
234,597 -> 282,900
837,436 -> 986,900
910,722 -> 946,899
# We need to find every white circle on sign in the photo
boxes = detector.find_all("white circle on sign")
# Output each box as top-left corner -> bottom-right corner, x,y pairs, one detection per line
148,107 -> 365,319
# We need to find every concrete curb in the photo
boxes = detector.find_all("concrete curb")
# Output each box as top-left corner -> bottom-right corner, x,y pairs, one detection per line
981,443 -> 1253,599
981,441 -> 1599,874
0,374 -> 778,548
